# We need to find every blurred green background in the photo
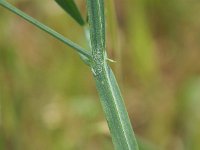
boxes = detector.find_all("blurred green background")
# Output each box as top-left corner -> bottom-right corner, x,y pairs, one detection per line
1,0 -> 200,149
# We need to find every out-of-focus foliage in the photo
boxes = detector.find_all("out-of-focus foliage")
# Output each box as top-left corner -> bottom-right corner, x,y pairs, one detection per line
0,0 -> 200,149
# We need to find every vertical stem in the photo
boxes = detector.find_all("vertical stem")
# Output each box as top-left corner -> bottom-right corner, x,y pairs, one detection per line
0,0 -> 139,149
94,64 -> 139,150
86,0 -> 139,149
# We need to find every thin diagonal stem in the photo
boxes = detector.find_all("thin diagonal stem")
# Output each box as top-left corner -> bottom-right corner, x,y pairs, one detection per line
0,0 -> 92,59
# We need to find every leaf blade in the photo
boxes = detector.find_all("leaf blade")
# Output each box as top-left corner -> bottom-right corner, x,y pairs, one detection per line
0,0 -> 91,60
55,0 -> 85,26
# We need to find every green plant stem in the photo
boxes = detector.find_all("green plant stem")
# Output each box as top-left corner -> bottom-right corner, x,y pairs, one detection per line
86,0 -> 139,149
0,0 -> 139,149
0,0 -> 91,59
94,64 -> 139,150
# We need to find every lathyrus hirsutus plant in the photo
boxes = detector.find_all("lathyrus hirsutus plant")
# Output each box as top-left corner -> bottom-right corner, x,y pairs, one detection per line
0,0 -> 139,149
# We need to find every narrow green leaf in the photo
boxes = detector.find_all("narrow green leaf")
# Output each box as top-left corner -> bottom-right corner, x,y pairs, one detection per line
0,0 -> 92,60
55,0 -> 85,26
94,65 -> 139,150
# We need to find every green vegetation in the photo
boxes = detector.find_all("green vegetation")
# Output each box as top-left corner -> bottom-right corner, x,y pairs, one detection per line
0,0 -> 138,149
1,0 -> 200,150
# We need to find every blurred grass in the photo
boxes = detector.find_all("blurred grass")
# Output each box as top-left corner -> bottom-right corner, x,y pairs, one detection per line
0,0 -> 200,149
